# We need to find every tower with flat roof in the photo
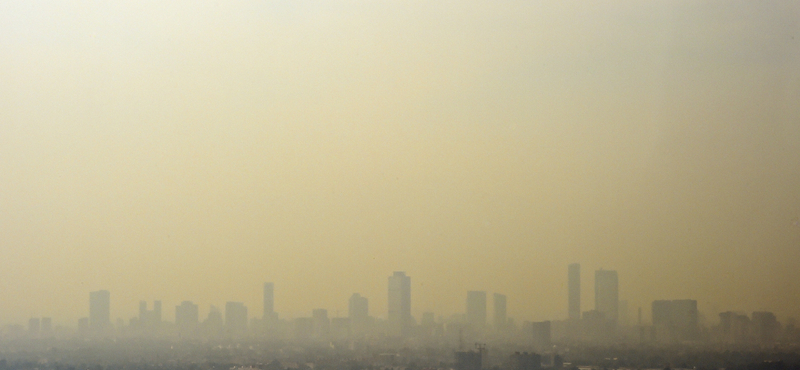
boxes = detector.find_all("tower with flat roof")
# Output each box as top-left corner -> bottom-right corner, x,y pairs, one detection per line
568,263 -> 580,321
388,271 -> 411,336
494,293 -> 507,330
466,291 -> 487,329
594,269 -> 618,324
89,290 -> 111,331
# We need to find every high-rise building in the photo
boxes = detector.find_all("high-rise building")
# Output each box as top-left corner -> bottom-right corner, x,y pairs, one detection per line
594,269 -> 618,324
28,318 -> 40,336
312,308 -> 330,338
568,263 -> 580,321
139,300 -> 162,329
78,317 -> 89,335
494,293 -> 507,330
510,351 -> 541,370
176,301 -> 199,332
225,302 -> 248,334
349,293 -> 369,321
205,305 -> 224,336
263,282 -> 275,319
752,311 -> 779,343
530,321 -> 552,353
41,317 -> 52,335
651,299 -> 698,342
388,271 -> 411,336
294,317 -> 314,341
89,290 -> 111,331
466,291 -> 487,329
330,317 -> 351,341
619,300 -> 629,327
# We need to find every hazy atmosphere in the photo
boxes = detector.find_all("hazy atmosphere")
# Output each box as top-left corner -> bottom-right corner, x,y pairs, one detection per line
1,1 -> 799,327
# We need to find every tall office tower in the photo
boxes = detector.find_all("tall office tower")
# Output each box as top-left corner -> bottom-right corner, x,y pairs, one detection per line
263,282 -> 275,319
78,317 -> 89,335
139,300 -> 163,329
312,308 -> 330,338
388,271 -> 411,336
619,300 -> 629,327
89,290 -> 111,331
652,299 -> 699,342
139,301 -> 147,321
530,321 -> 552,353
349,293 -> 369,321
752,311 -> 779,343
330,317 -> 351,341
494,293 -> 507,330
225,302 -> 248,334
175,301 -> 199,331
466,291 -> 487,329
153,300 -> 162,323
28,318 -> 40,336
41,317 -> 52,335
205,305 -> 224,335
568,263 -> 581,321
594,269 -> 618,324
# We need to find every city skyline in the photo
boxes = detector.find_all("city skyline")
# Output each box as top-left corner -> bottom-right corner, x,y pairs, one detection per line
10,265 -> 789,331
1,1 -> 799,329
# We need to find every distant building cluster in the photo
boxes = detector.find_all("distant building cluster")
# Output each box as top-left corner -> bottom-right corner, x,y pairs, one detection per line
11,267 -> 799,352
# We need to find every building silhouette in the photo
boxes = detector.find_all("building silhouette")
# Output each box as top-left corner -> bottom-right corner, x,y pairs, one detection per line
752,311 -> 779,343
28,318 -> 40,336
388,271 -> 411,336
78,317 -> 89,335
89,290 -> 111,331
349,293 -> 368,321
494,293 -> 507,330
138,300 -> 162,329
530,321 -> 552,353
594,269 -> 618,324
263,282 -> 275,319
330,317 -> 351,341
456,346 -> 483,370
466,291 -> 487,329
225,302 -> 248,334
652,299 -> 699,342
312,308 -> 330,339
41,317 -> 52,336
294,317 -> 314,341
175,301 -> 199,332
568,263 -> 580,321
204,305 -> 224,336
510,352 -> 541,370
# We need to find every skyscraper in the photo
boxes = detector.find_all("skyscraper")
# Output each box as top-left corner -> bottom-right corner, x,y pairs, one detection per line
139,300 -> 162,329
263,282 -> 275,320
530,320 -> 552,353
225,301 -> 248,334
388,271 -> 411,336
175,301 -> 199,332
652,299 -> 698,342
494,293 -> 507,330
349,293 -> 369,336
349,293 -> 368,321
41,317 -> 52,335
89,290 -> 110,331
28,318 -> 40,336
594,269 -> 618,324
568,263 -> 580,321
466,291 -> 487,329
312,308 -> 330,338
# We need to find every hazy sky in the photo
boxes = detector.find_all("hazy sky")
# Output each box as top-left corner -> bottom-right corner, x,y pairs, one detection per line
1,1 -> 799,326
